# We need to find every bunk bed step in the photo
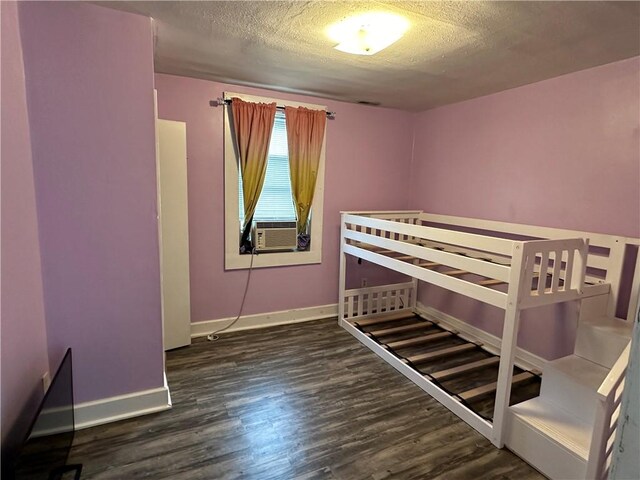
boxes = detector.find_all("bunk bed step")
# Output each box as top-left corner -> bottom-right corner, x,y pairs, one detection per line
353,311 -> 415,327
406,343 -> 478,365
457,372 -> 534,402
506,397 -> 591,479
430,357 -> 500,381
369,321 -> 433,337
386,331 -> 454,349
539,354 -> 608,420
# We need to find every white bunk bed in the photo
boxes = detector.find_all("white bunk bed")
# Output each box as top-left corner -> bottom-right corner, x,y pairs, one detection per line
338,211 -> 639,480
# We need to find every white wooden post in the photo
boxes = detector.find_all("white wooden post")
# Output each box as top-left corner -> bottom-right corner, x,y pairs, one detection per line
605,238 -> 626,317
338,213 -> 347,325
586,397 -> 610,479
491,241 -> 528,448
570,239 -> 589,294
626,249 -> 640,322
411,258 -> 419,311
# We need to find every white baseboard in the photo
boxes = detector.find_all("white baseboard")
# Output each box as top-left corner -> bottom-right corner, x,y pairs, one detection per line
74,376 -> 172,430
416,302 -> 546,372
191,303 -> 338,338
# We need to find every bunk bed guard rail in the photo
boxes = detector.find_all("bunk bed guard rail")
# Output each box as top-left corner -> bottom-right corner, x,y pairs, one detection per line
341,212 -> 590,311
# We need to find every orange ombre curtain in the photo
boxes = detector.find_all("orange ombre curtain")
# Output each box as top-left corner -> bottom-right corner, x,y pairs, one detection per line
284,106 -> 327,235
231,98 -> 277,245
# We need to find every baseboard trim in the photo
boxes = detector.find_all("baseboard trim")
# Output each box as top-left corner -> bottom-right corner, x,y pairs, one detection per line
191,303 -> 338,338
74,376 -> 172,430
416,303 -> 546,372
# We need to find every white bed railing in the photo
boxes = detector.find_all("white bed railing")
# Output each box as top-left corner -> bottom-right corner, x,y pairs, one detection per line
519,238 -> 589,309
586,341 -> 632,480
342,281 -> 414,319
337,211 -> 631,451
420,212 -> 640,321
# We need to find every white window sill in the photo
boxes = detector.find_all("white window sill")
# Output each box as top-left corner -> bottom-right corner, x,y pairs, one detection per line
225,250 -> 321,270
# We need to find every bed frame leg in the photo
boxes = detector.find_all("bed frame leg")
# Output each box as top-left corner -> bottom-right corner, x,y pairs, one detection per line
492,242 -> 527,448
338,214 -> 347,324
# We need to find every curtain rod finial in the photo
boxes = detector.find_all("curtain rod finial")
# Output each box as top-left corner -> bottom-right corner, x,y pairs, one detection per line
210,98 -> 227,107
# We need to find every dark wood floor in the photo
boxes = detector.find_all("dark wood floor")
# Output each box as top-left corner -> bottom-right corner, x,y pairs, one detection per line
68,319 -> 544,479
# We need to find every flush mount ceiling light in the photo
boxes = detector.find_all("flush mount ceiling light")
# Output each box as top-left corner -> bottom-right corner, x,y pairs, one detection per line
327,12 -> 410,56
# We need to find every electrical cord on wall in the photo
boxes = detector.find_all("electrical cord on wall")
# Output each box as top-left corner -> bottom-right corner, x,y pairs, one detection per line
206,248 -> 256,342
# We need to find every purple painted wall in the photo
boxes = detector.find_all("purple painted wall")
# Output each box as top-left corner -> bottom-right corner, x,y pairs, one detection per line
18,2 -> 164,403
154,74 -> 414,322
409,57 -> 640,359
410,57 -> 640,237
0,1 -> 50,453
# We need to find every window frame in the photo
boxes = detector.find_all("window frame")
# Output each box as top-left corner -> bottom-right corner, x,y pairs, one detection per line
223,91 -> 327,270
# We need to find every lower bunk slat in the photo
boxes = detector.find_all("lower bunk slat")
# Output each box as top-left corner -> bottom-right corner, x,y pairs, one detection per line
369,321 -> 433,337
340,307 -> 542,447
386,331 -> 453,349
339,317 -> 495,441
430,357 -> 500,381
406,343 -> 478,365
457,372 -> 535,402
352,311 -> 414,327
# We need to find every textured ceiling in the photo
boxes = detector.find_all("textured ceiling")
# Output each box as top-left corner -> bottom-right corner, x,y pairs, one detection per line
99,1 -> 640,111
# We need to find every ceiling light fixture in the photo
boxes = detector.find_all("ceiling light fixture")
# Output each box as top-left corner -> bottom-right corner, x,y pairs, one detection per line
327,12 -> 409,56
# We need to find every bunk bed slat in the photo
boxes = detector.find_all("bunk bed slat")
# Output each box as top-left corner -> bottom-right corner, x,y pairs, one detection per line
353,311 -> 415,327
477,278 -> 506,287
369,321 -> 433,337
563,250 -> 572,290
418,261 -> 440,268
457,371 -> 534,402
406,343 -> 478,365
430,357 -> 500,381
551,250 -> 562,292
538,251 -> 549,295
370,292 -> 378,314
386,331 -> 453,349
443,269 -> 469,277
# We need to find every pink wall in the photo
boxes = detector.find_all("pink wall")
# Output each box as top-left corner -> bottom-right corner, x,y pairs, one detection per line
409,57 -> 640,359
155,74 -> 414,322
0,1 -> 50,455
410,57 -> 639,237
18,2 -> 164,403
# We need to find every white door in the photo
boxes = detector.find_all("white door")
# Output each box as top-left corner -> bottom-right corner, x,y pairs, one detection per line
157,119 -> 191,350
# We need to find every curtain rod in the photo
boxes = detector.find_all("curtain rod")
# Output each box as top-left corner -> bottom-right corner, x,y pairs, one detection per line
209,98 -> 335,119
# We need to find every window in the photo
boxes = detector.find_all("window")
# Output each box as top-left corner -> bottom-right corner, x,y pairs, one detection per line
238,112 -> 296,225
224,92 -> 326,270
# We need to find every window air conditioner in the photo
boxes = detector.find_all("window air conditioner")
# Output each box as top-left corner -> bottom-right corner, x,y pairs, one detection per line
252,221 -> 297,251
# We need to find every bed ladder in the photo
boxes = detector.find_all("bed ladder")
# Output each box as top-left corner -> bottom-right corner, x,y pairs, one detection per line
505,292 -> 634,480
